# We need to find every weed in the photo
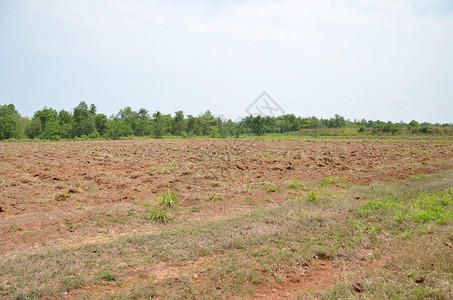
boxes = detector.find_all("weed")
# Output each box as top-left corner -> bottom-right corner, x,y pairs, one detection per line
99,271 -> 117,281
75,201 -> 86,210
156,190 -> 179,207
168,160 -> 177,169
412,173 -> 426,180
264,196 -> 274,203
266,185 -> 278,193
286,178 -> 309,190
142,190 -> 178,223
306,190 -> 320,202
259,151 -> 273,158
207,192 -> 224,201
146,207 -> 174,224
317,176 -> 341,187
190,206 -> 202,212
243,196 -> 256,205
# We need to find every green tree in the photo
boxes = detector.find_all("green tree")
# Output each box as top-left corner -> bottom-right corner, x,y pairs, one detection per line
25,107 -> 59,139
94,114 -> 109,136
106,118 -> 133,139
135,108 -> 150,136
187,115 -> 202,136
199,111 -> 216,136
0,104 -> 22,139
173,110 -> 186,136
73,101 -> 97,137
58,110 -> 74,138
152,111 -> 165,138
41,120 -> 62,140
251,115 -> 266,136
408,120 -> 420,128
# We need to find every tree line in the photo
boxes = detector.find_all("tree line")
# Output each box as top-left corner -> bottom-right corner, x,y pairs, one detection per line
0,102 -> 451,140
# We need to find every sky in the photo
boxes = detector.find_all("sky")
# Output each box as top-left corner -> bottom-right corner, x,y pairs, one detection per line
0,0 -> 452,123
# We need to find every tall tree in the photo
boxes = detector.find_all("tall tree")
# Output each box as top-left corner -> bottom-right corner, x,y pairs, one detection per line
73,101 -> 97,137
0,104 -> 22,139
251,115 -> 266,136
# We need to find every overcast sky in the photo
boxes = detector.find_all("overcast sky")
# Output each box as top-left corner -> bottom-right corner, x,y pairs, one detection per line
1,0 -> 452,123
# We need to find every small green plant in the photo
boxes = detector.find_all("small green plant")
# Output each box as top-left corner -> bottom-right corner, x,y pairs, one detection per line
207,192 -> 224,201
191,206 -> 202,212
156,190 -> 179,207
317,176 -> 340,187
307,190 -> 320,202
266,185 -> 278,193
142,190 -> 178,223
412,173 -> 426,180
147,207 -> 174,224
99,271 -> 117,282
258,151 -> 273,158
168,160 -> 177,169
264,196 -> 274,203
243,196 -> 256,205
75,201 -> 86,210
286,178 -> 309,190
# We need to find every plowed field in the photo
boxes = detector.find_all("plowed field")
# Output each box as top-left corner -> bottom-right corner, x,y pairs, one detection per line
1,138 -> 452,298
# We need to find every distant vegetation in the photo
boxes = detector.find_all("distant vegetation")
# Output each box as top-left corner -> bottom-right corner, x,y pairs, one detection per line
0,102 -> 452,141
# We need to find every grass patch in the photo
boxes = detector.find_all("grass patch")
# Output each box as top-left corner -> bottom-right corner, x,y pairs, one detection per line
317,175 -> 343,187
356,188 -> 453,224
155,190 -> 179,207
266,185 -> 279,193
286,178 -> 309,190
306,189 -> 320,202
207,192 -> 224,201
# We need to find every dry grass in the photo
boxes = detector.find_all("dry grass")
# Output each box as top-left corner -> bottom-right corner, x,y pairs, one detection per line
1,169 -> 452,298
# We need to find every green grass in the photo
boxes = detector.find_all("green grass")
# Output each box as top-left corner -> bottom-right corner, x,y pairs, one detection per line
266,185 -> 278,193
286,178 -> 309,190
356,188 -> 453,224
317,175 -> 342,187
141,190 -> 179,223
306,189 -> 320,202
146,207 -> 174,223
155,190 -> 179,207
207,192 -> 224,201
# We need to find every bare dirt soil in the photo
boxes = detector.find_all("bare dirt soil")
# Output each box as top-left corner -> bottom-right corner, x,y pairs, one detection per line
1,138 -> 452,298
